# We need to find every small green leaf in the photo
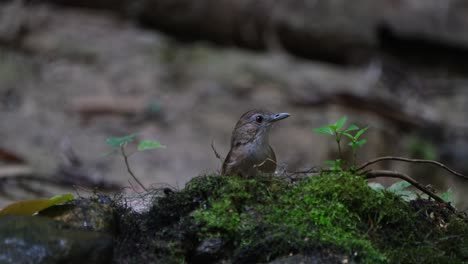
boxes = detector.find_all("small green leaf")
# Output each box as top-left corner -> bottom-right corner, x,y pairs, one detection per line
0,194 -> 74,216
356,139 -> 367,147
441,188 -> 453,203
334,116 -> 347,130
137,140 -> 166,151
348,141 -> 358,149
49,194 -> 74,202
355,127 -> 368,139
106,134 -> 136,148
344,124 -> 359,133
324,159 -> 342,171
313,126 -> 335,135
343,132 -> 354,139
387,181 -> 411,193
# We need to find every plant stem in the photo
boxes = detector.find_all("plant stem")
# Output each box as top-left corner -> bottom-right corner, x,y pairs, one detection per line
352,148 -> 357,168
336,136 -> 342,160
120,145 -> 148,192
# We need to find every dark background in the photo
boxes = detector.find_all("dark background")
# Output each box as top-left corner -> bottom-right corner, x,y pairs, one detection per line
1,0 -> 468,209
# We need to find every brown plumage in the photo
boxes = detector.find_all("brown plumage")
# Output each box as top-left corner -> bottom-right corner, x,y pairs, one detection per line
222,109 -> 290,177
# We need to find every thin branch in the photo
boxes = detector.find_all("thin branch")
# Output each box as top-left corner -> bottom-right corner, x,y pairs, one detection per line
254,158 -> 276,169
286,167 -> 321,174
0,175 -> 71,187
364,169 -> 456,212
0,165 -> 33,177
128,179 -> 139,194
120,145 -> 148,192
281,167 -> 320,181
211,140 -> 223,162
357,156 -> 468,180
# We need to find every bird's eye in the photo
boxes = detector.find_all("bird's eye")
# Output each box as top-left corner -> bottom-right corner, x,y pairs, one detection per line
255,115 -> 263,123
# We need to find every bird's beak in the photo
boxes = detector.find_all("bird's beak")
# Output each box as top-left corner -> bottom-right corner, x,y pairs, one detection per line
269,112 -> 290,123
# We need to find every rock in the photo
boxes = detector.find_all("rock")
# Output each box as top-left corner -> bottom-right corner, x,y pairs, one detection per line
192,237 -> 226,262
268,254 -> 345,264
38,197 -> 116,233
0,215 -> 114,264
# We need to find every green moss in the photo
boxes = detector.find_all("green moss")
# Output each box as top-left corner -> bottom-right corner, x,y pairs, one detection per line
263,172 -> 388,263
190,175 -> 285,238
109,171 -> 468,263
191,172 -> 468,263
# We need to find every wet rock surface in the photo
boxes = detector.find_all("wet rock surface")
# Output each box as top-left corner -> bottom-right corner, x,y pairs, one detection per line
0,215 -> 114,264
38,197 -> 117,233
267,254 -> 344,264
192,237 -> 227,263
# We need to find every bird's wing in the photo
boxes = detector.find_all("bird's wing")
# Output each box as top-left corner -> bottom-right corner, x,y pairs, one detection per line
222,148 -> 246,176
269,145 -> 276,162
256,145 -> 277,173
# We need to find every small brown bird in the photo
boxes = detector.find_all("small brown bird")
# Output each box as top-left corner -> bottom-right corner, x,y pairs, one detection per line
222,109 -> 290,177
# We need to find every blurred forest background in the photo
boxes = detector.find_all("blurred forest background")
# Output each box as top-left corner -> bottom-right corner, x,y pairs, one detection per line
1,0 -> 468,209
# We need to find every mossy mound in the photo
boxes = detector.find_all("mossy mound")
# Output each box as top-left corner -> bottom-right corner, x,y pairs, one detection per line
113,172 -> 468,263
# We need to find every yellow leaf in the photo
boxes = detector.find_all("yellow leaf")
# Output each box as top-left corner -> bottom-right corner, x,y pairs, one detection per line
0,194 -> 74,216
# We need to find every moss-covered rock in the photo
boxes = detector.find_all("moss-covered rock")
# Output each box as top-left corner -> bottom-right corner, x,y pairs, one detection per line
187,172 -> 467,263
28,172 -> 465,263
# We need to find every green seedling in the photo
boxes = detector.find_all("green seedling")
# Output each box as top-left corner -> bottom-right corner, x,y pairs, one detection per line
106,134 -> 165,192
313,116 -> 368,170
324,159 -> 343,172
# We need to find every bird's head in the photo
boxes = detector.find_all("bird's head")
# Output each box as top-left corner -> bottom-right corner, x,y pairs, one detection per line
231,109 -> 290,147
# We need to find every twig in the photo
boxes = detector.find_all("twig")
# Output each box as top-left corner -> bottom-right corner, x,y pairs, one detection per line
0,175 -> 82,198
364,169 -> 456,212
357,156 -> 468,180
280,167 -> 320,182
120,145 -> 148,192
282,167 -> 320,177
254,158 -> 276,169
0,165 -> 33,177
211,140 -> 223,162
127,179 -> 139,193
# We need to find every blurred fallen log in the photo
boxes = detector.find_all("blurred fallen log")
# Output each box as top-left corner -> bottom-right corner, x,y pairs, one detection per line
0,165 -> 32,178
291,91 -> 434,131
0,148 -> 26,164
33,0 -> 468,69
0,139 -> 122,200
70,95 -> 146,119
69,95 -> 164,122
